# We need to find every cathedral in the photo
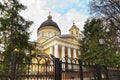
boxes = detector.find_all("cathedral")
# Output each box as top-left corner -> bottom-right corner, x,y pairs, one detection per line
36,13 -> 80,59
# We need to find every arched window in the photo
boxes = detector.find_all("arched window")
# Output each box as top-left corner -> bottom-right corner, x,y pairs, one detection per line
42,31 -> 44,37
54,32 -> 57,36
72,31 -> 73,34
76,31 -> 78,37
48,31 -> 51,37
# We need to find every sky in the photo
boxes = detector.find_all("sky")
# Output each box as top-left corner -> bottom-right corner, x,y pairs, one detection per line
20,0 -> 90,41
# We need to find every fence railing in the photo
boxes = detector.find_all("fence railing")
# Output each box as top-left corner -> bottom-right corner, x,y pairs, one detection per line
0,53 -> 120,80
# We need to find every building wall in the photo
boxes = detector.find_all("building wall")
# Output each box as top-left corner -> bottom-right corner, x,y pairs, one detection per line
36,21 -> 80,59
37,26 -> 61,43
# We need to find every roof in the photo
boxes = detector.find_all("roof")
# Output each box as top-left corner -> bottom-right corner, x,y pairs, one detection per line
59,34 -> 79,40
38,15 -> 61,32
69,23 -> 79,31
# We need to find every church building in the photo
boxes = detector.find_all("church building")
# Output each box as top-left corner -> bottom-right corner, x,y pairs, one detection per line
36,13 -> 80,59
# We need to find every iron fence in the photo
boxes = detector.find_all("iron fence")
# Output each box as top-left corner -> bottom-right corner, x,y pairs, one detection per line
0,53 -> 120,80
0,53 -> 55,80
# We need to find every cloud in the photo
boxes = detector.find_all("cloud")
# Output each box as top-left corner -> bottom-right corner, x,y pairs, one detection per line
54,9 -> 88,34
20,0 -> 89,41
45,0 -> 89,15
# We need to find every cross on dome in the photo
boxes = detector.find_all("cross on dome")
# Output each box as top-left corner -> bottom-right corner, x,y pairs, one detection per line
48,11 -> 52,20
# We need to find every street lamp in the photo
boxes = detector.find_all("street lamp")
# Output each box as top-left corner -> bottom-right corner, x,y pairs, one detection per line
99,38 -> 105,45
99,38 -> 109,80
14,48 -> 18,52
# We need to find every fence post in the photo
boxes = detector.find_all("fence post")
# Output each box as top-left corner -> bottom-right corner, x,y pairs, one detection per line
11,52 -> 17,80
55,58 -> 61,80
104,65 -> 109,80
95,64 -> 102,80
78,59 -> 83,80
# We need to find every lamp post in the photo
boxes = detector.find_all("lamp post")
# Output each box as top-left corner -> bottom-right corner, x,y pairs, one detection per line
99,38 -> 109,80
11,48 -> 18,80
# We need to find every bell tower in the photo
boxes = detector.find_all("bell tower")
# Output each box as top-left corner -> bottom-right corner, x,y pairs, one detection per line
69,21 -> 80,38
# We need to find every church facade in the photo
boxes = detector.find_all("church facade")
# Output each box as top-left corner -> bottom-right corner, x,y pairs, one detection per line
36,14 -> 80,59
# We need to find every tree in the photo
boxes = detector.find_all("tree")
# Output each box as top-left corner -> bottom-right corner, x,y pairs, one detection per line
0,0 -> 34,62
89,0 -> 120,53
89,0 -> 120,30
80,18 -> 120,65
0,0 -> 36,77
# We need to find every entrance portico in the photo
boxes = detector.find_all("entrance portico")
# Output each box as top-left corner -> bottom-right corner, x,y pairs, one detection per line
39,36 -> 79,59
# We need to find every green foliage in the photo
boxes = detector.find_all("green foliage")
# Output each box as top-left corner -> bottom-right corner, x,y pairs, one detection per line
89,0 -> 120,54
0,0 -> 35,73
80,19 -> 103,63
80,18 -> 120,66
0,0 -> 34,57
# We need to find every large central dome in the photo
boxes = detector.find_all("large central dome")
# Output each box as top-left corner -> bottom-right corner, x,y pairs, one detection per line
38,15 -> 61,31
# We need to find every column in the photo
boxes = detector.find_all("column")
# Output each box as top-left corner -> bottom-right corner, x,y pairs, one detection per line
54,44 -> 59,58
62,46 -> 65,58
68,47 -> 71,58
49,46 -> 53,59
68,47 -> 71,69
62,46 -> 65,70
73,49 -> 77,58
49,46 -> 53,55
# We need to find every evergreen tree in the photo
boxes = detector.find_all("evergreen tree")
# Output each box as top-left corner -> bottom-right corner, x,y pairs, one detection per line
0,0 -> 34,62
80,18 -> 120,65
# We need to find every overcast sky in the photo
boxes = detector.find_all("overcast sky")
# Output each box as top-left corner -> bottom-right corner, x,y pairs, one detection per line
20,0 -> 90,41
